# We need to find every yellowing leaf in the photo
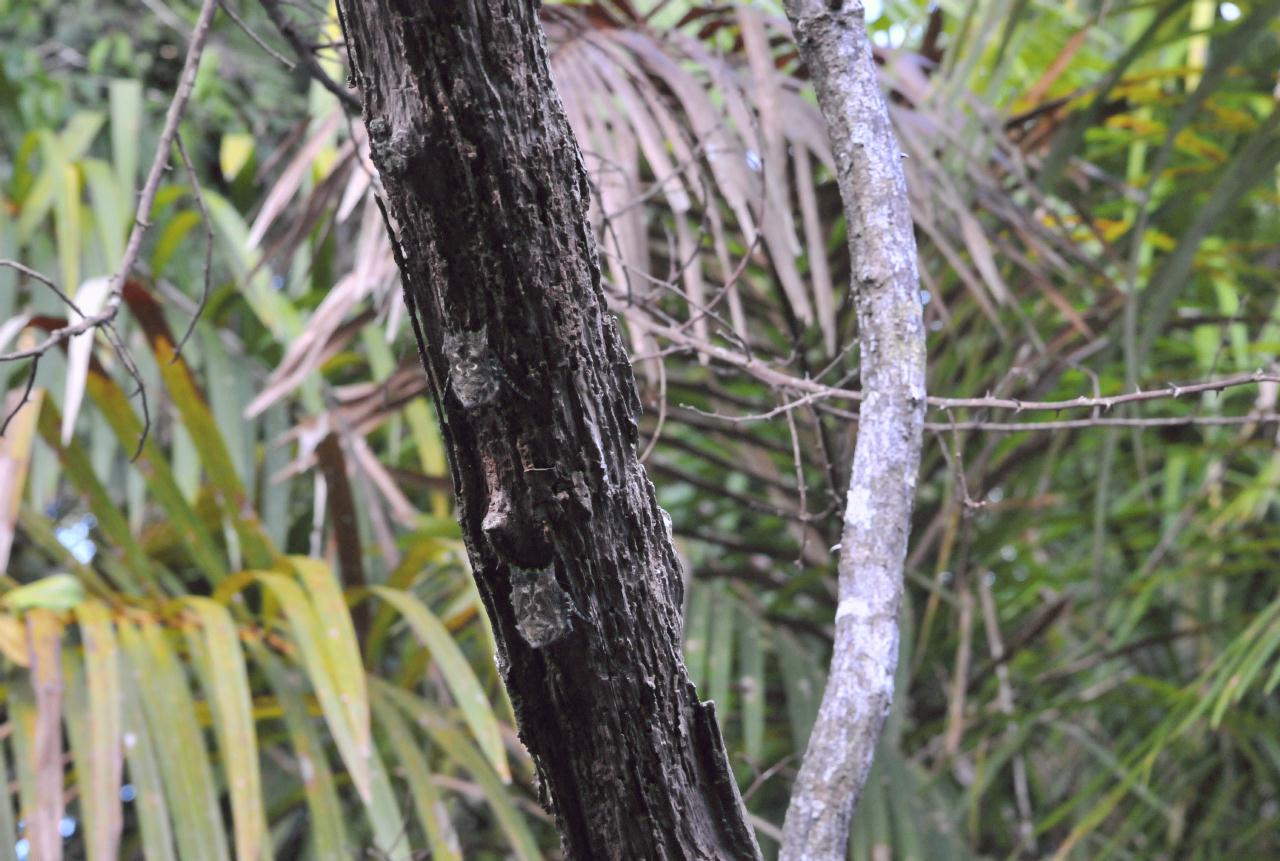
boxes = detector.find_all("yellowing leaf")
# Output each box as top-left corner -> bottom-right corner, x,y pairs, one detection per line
185,597 -> 267,861
25,609 -> 65,861
72,601 -> 124,861
0,386 -> 42,574
0,614 -> 29,666
290,555 -> 369,761
3,573 -> 85,611
256,570 -> 373,800
119,619 -> 231,861
218,132 -> 254,180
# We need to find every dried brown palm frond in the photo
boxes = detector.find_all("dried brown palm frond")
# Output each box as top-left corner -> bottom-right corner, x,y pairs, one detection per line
246,1 -> 1087,414
236,0 -> 1122,605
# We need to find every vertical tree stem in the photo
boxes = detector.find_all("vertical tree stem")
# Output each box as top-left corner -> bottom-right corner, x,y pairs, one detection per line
333,1 -> 761,857
779,1 -> 927,858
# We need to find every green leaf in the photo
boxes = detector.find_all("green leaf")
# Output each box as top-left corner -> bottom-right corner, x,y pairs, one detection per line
219,132 -> 254,180
203,191 -> 303,340
361,735 -> 415,860
371,585 -> 509,781
122,688 -> 178,861
707,581 -> 735,717
54,160 -> 82,294
0,733 -> 17,861
251,644 -> 350,860
252,571 -> 409,861
70,601 -> 124,861
81,158 -> 126,268
119,619 -> 231,861
9,677 -> 43,855
2,573 -> 85,611
684,580 -> 711,690
372,694 -> 463,861
109,78 -> 142,203
125,288 -> 280,569
60,110 -> 108,161
775,629 -> 821,751
184,597 -> 268,861
35,398 -> 155,595
151,209 -> 202,276
256,569 -> 373,800
81,360 -> 228,582
375,681 -> 543,861
737,603 -> 765,762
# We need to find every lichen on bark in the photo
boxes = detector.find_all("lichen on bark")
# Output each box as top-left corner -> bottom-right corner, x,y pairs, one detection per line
777,1 -> 928,859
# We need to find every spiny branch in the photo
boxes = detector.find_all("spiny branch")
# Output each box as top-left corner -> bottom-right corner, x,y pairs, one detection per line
640,317 -> 1279,429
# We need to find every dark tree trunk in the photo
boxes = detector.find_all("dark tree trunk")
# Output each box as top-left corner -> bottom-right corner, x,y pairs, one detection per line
334,2 -> 761,858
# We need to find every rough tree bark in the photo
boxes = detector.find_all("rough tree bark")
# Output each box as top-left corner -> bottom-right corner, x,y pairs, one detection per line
778,1 -> 927,859
333,2 -> 761,858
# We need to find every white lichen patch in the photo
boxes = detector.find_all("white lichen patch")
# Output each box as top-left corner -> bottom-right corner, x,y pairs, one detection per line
835,596 -> 872,622
844,483 -> 874,531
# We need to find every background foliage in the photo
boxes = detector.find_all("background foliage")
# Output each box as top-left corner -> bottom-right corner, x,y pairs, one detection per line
1,0 -> 1279,858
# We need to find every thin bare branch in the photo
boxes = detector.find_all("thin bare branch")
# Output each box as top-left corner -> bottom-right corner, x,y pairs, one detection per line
0,0 -> 219,452
171,134 -> 215,363
0,261 -> 85,320
258,0 -> 361,111
0,356 -> 40,436
927,413 -> 1280,432
640,318 -> 1280,419
218,0 -> 297,69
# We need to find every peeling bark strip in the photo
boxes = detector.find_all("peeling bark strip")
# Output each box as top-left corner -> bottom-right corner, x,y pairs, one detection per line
778,1 -> 927,859
334,2 -> 760,858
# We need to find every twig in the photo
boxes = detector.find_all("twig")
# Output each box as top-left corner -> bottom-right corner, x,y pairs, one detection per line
931,369 -> 1280,412
638,352 -> 668,463
0,0 -> 220,450
97,320 -> 152,460
924,413 -> 1280,432
665,322 -> 1279,431
785,406 -> 810,565
112,0 -> 219,328
0,261 -> 85,321
217,0 -> 296,69
258,0 -> 361,111
0,356 -> 39,436
646,318 -> 1280,415
172,134 -> 214,362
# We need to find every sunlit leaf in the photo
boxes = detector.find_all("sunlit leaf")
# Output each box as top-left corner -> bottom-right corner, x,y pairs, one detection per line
256,569 -> 373,800
219,132 -> 255,180
3,573 -> 85,611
